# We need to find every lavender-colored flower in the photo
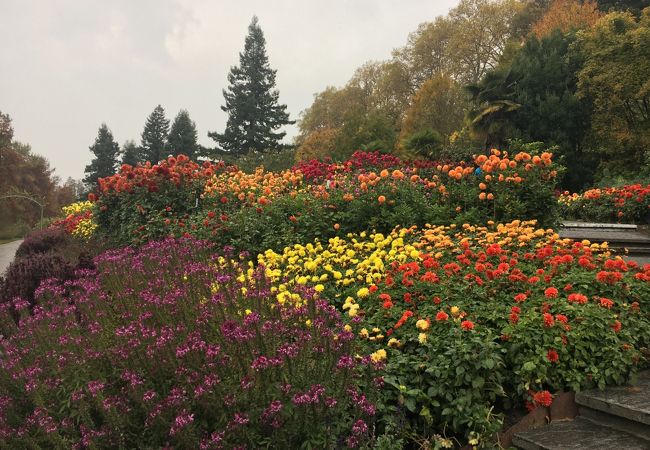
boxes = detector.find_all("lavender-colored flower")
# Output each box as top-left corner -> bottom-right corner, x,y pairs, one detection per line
169,410 -> 194,436
87,380 -> 105,397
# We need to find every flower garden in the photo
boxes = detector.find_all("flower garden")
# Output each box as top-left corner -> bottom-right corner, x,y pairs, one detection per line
1,150 -> 649,449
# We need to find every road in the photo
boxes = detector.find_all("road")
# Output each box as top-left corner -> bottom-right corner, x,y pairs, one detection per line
0,239 -> 23,274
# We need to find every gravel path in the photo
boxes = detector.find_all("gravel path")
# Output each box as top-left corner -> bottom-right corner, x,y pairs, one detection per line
0,239 -> 23,274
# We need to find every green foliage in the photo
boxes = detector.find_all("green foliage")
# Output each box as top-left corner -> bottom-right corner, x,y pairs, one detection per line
83,124 -> 120,190
217,146 -> 297,173
382,329 -> 505,442
120,140 -> 142,166
403,129 -> 444,160
140,105 -> 170,164
209,16 -> 294,155
575,9 -> 650,176
467,29 -> 595,190
167,109 -> 199,160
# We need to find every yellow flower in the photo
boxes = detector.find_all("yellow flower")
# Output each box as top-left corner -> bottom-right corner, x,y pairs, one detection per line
356,287 -> 370,298
450,306 -> 460,316
418,333 -> 427,343
370,349 -> 387,362
388,338 -> 400,348
314,284 -> 324,293
416,319 -> 429,331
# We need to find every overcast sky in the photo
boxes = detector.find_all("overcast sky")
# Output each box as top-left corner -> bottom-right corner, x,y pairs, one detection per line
1,0 -> 459,181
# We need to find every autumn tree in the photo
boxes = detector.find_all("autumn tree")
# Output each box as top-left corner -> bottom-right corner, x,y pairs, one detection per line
446,0 -> 522,84
209,16 -> 293,155
0,112 -> 71,233
295,128 -> 340,161
84,124 -> 120,189
531,0 -> 601,38
399,74 -> 467,148
575,9 -> 650,174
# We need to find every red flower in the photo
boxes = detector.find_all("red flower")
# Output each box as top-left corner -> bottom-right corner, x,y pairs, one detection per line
435,311 -> 449,321
514,293 -> 527,303
567,293 -> 588,304
543,313 -> 555,328
599,297 -> 614,309
207,211 -> 216,219
546,349 -> 559,363
611,320 -> 622,333
544,287 -> 558,298
461,320 -> 474,331
533,390 -> 553,407
596,271 -> 623,284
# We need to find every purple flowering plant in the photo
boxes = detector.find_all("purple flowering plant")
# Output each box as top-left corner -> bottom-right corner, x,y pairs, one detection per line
0,238 -> 380,448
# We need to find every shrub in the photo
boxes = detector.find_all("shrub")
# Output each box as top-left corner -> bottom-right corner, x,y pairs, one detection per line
559,184 -> 650,223
14,227 -> 70,258
0,238 -> 381,449
0,253 -> 74,329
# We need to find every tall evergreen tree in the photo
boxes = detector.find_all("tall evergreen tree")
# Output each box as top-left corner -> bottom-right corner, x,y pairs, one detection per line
208,16 -> 294,155
141,105 -> 169,163
84,124 -> 120,189
168,109 -> 199,159
121,140 -> 142,166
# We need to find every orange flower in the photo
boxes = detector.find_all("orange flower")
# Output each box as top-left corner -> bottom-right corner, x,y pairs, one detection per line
460,320 -> 474,331
378,195 -> 386,204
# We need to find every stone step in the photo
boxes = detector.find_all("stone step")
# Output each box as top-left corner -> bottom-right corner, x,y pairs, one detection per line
578,406 -> 650,441
575,372 -> 650,428
561,221 -> 638,230
558,229 -> 650,244
512,417 -> 649,450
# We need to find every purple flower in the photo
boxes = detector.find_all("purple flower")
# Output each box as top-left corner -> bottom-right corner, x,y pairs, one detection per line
169,409 -> 194,436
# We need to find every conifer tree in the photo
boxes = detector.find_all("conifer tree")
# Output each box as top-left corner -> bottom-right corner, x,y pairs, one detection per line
84,124 -> 120,189
168,109 -> 199,159
208,16 -> 294,155
121,140 -> 142,166
141,105 -> 169,163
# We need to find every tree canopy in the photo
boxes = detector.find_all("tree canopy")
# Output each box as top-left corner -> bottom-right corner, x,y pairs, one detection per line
209,16 -> 293,155
141,105 -> 170,164
168,110 -> 199,160
84,124 -> 120,189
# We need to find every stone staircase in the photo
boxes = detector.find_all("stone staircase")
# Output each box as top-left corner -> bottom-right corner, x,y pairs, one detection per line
512,371 -> 650,449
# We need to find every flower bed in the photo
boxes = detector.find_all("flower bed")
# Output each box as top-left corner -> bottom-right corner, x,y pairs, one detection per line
89,149 -> 561,251
0,239 -> 380,448
559,184 -> 650,223
260,220 -> 650,445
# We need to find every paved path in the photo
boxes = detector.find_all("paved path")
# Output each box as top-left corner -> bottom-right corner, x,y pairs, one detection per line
0,239 -> 22,274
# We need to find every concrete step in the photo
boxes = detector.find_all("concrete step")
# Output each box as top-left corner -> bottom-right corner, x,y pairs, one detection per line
558,229 -> 650,244
512,417 -> 649,450
575,372 -> 650,429
561,221 -> 638,230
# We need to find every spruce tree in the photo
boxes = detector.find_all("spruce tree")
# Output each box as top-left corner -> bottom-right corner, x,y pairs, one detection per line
84,123 -> 120,189
121,140 -> 142,166
208,16 -> 294,155
141,105 -> 169,163
168,109 -> 199,160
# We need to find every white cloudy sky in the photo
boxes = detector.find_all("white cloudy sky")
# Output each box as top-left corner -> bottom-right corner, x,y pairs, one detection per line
1,0 -> 459,181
